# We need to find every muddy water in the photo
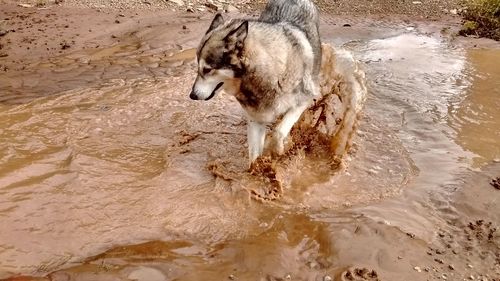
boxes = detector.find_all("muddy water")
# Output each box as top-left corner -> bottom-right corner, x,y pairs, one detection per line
1,22 -> 500,280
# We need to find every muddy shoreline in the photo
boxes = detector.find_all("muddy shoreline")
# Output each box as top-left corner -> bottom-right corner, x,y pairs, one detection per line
1,1 -> 500,280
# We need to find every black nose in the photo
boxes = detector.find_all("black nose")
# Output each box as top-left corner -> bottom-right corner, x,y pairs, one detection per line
189,91 -> 199,100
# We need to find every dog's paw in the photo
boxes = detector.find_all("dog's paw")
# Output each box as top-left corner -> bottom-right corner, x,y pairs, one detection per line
274,139 -> 285,156
268,132 -> 286,156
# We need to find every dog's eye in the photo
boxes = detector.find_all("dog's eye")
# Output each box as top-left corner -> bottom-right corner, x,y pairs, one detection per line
202,67 -> 212,75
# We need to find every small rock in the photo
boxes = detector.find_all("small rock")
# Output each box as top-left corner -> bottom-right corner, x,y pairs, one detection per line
168,0 -> 184,6
412,1 -> 422,4
414,266 -> 422,273
407,232 -> 416,239
469,275 -> 475,280
324,276 -> 333,281
18,3 -> 34,8
450,9 -> 458,15
205,2 -> 220,11
448,264 -> 455,270
442,274 -> 448,280
285,274 -> 291,280
467,264 -> 473,269
343,23 -> 351,27
224,4 -> 239,13
434,258 -> 444,264
490,177 -> 500,190
182,25 -> 187,30
228,274 -> 235,280
115,19 -> 120,24
61,42 -> 71,50
309,261 -> 319,269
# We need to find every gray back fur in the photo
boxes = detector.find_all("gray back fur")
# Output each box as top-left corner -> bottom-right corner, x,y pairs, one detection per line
259,0 -> 321,76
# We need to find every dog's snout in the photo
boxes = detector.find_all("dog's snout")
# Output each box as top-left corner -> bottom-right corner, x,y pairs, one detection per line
189,91 -> 199,100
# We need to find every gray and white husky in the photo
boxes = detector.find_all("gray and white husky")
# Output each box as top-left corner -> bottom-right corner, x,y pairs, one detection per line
190,0 -> 322,166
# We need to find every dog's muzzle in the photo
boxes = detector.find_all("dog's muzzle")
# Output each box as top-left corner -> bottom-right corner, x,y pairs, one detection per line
190,82 -> 224,101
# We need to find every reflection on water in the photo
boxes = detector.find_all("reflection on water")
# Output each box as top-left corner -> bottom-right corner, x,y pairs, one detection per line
449,49 -> 500,166
0,24 -> 499,280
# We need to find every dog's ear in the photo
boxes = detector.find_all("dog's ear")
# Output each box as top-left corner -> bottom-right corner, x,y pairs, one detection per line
224,21 -> 248,45
206,14 -> 224,34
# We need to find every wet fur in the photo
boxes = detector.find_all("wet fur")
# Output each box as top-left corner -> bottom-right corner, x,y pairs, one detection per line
190,0 -> 322,165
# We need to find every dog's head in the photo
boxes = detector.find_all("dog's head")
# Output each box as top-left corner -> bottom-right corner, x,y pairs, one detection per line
190,14 -> 248,101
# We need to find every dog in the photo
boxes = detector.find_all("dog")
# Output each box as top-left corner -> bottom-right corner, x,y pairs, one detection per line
189,0 -> 322,166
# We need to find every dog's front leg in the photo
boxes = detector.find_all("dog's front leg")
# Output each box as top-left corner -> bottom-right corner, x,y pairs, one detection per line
247,120 -> 266,167
273,103 -> 310,155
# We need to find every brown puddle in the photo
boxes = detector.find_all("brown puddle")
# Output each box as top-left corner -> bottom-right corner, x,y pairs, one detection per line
1,20 -> 500,281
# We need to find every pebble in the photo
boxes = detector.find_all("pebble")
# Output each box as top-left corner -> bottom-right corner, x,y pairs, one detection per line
205,2 -> 220,11
168,0 -> 185,6
414,266 -> 422,273
308,261 -> 319,269
228,274 -> 235,280
324,276 -> 333,281
224,4 -> 239,13
467,264 -> 474,269
434,258 -> 444,264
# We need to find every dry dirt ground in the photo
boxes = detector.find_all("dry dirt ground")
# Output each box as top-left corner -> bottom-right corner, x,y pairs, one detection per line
0,0 -> 466,76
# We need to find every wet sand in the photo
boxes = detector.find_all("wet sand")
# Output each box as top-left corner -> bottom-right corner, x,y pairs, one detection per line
1,1 -> 500,281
